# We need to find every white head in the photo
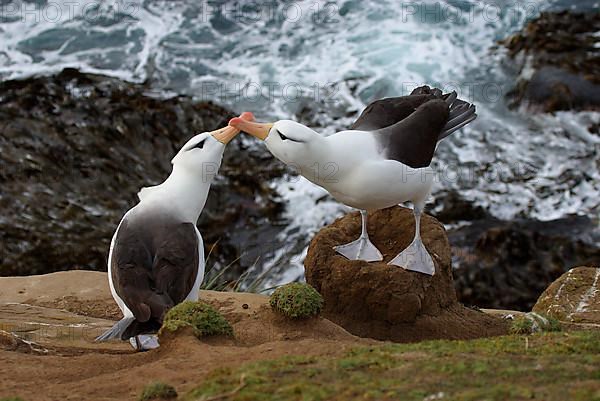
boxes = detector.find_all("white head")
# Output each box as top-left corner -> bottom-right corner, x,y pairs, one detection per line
170,112 -> 255,181
228,117 -> 325,168
170,132 -> 227,182
137,113 -> 254,222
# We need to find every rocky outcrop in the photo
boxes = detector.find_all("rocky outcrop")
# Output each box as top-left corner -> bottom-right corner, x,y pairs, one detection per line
502,11 -> 600,112
450,216 -> 600,311
304,206 -> 508,342
533,266 -> 600,324
0,69 -> 286,278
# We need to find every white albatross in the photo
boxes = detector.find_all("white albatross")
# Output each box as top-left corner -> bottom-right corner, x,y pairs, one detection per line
95,112 -> 254,350
229,86 -> 476,276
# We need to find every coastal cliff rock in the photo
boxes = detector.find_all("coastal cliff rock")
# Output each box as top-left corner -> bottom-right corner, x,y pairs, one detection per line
0,69 -> 285,278
304,206 -> 508,342
533,266 -> 600,324
502,11 -> 600,112
450,215 -> 600,311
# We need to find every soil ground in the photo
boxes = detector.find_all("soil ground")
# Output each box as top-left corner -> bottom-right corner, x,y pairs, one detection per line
2,271 -> 595,401
0,272 -> 373,401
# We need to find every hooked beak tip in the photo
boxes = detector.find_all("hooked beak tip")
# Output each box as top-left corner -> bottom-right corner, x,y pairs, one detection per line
229,117 -> 243,127
239,112 -> 255,121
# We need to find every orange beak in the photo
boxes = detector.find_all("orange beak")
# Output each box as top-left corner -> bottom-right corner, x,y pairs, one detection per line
229,116 -> 274,141
211,112 -> 255,144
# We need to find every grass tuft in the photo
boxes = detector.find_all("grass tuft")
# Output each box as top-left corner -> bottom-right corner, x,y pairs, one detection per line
139,382 -> 177,401
510,312 -> 562,335
269,283 -> 323,319
201,243 -> 276,293
160,301 -> 233,338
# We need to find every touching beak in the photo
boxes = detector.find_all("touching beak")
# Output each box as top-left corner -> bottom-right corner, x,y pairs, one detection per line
229,117 -> 274,141
212,112 -> 255,144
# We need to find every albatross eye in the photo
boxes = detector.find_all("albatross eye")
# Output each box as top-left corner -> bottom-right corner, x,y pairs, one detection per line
277,129 -> 288,141
191,140 -> 205,150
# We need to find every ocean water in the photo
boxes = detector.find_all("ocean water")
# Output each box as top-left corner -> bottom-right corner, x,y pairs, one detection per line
1,0 -> 599,284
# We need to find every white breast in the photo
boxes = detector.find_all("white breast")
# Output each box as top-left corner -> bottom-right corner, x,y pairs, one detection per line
107,211 -> 133,318
185,226 -> 205,302
310,132 -> 435,210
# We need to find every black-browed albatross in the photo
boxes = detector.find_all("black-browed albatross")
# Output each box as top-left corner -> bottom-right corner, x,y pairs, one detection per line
96,112 -> 254,350
229,86 -> 476,276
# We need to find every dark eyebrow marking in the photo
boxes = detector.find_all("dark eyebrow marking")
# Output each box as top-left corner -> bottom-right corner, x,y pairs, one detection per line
190,140 -> 205,150
277,129 -> 288,140
276,129 -> 303,143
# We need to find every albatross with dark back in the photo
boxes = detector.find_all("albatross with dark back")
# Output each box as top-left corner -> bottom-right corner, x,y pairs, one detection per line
95,113 -> 254,350
108,213 -> 201,340
228,86 -> 477,276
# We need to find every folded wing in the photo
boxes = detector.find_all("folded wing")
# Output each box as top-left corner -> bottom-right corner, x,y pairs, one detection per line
352,86 -> 477,168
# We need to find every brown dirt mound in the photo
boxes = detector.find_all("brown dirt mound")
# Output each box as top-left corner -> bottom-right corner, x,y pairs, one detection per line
0,271 -> 373,401
305,206 -> 509,342
179,290 -> 365,347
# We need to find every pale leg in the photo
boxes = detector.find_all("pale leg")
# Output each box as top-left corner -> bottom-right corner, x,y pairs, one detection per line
388,203 -> 435,275
334,210 -> 383,262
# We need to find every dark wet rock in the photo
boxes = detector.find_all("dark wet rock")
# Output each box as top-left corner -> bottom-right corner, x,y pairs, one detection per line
0,68 -> 286,278
304,206 -> 508,342
430,190 -> 489,224
450,215 -> 600,311
502,11 -> 600,112
291,93 -> 355,128
521,67 -> 600,111
428,192 -> 600,311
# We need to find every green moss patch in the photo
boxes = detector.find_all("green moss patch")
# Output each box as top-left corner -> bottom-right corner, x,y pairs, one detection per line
269,283 -> 323,319
160,301 -> 233,338
139,382 -> 177,401
185,331 -> 600,401
510,312 -> 562,335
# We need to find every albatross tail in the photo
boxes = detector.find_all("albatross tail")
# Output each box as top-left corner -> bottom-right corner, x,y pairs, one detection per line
439,92 -> 477,140
95,316 -> 136,342
409,86 -> 477,140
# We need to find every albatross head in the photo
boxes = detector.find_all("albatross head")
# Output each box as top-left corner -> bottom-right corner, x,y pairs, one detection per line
138,112 -> 255,222
171,112 -> 255,179
228,118 -> 322,166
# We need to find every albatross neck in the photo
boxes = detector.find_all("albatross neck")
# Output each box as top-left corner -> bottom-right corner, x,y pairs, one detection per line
143,165 -> 215,223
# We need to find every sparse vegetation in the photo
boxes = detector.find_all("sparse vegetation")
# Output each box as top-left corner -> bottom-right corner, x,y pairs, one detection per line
185,331 -> 600,401
160,301 -> 233,338
0,397 -> 26,401
139,382 -> 177,401
510,312 -> 562,334
201,243 -> 275,293
269,283 -> 323,319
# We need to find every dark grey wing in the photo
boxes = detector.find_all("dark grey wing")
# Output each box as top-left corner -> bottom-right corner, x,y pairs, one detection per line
111,219 -> 199,326
111,217 -> 159,323
439,97 -> 477,140
351,93 -> 435,131
151,222 -> 200,305
353,85 -> 477,139
375,99 -> 449,168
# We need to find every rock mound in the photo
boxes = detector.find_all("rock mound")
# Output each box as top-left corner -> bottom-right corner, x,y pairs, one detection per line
533,266 -> 600,324
304,206 -> 508,342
